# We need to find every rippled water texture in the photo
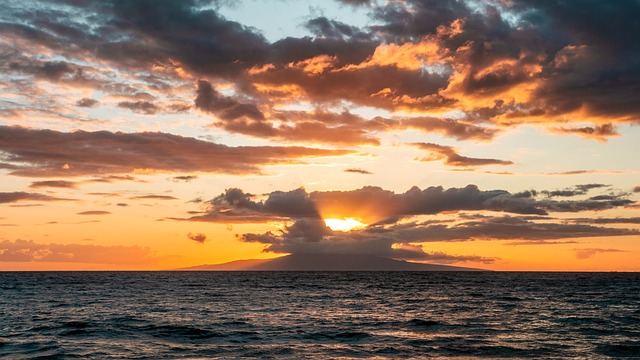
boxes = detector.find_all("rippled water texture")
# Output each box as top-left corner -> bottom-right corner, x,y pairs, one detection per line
1,272 -> 639,358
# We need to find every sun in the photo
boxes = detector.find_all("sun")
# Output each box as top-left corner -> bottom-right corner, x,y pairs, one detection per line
324,218 -> 367,232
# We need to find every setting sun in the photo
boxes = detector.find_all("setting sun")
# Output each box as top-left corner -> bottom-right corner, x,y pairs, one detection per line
324,218 -> 367,232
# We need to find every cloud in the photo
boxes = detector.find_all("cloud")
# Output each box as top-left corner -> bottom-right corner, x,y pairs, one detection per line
503,240 -> 580,246
0,192 -> 70,204
367,216 -> 639,243
28,176 -> 143,189
177,183 -> 639,261
344,168 -> 372,175
634,186 -> 640,193
551,124 -> 619,141
183,185 -> 556,226
29,180 -> 78,189
573,248 -> 627,260
238,218 -> 493,262
570,217 -> 640,225
238,214 -> 635,262
400,117 -> 499,142
77,211 -> 111,215
130,195 -> 178,201
186,183 -> 637,226
539,183 -> 609,198
117,101 -> 161,115
535,198 -> 634,213
75,98 -> 100,108
0,239 -> 155,265
0,126 -> 354,177
195,80 -> 264,121
545,170 -> 623,176
187,232 -> 207,244
412,142 -> 513,167
172,175 -> 198,182
3,0 -> 639,147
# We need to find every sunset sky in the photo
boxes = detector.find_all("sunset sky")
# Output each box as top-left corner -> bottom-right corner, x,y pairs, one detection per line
1,0 -> 639,271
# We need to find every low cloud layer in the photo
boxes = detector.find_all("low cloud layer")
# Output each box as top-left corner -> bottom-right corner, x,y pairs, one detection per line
0,126 -> 353,177
0,239 -> 155,265
181,184 -> 636,262
574,248 -> 627,260
0,192 -> 70,204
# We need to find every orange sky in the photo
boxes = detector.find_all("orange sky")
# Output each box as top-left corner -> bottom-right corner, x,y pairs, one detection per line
1,0 -> 639,271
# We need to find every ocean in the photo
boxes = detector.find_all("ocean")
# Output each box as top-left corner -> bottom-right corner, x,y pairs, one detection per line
1,272 -> 639,359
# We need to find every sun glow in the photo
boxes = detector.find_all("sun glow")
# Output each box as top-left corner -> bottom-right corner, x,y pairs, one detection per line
324,218 -> 367,232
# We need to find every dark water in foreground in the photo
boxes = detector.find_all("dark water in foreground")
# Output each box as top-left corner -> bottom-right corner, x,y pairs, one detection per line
1,272 -> 639,359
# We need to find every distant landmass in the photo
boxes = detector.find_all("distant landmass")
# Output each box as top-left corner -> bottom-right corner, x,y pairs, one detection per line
177,253 -> 487,271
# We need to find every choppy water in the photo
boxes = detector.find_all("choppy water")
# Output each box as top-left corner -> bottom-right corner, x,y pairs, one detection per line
1,272 -> 639,359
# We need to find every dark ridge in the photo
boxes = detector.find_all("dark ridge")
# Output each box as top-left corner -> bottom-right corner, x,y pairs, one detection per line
177,253 -> 488,271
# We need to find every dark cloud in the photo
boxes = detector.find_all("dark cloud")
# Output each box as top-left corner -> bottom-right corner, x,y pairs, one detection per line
238,213 -> 636,261
570,217 -> 640,225
117,101 -> 161,115
0,239 -> 155,265
181,183 -> 637,261
503,240 -> 580,246
186,188 -> 319,224
130,195 -> 178,200
172,175 -> 198,182
76,98 -> 100,108
111,0 -> 271,76
187,183 -> 637,226
187,232 -> 206,244
335,0 -> 372,6
0,126 -> 354,177
536,199 -> 634,213
401,117 -> 498,141
344,168 -> 372,174
238,218 -> 495,263
27,176 -> 142,189
380,216 -> 639,242
634,186 -> 640,193
189,185 -> 521,225
412,142 -> 513,167
77,211 -> 111,215
29,180 -> 78,189
574,248 -> 627,260
88,175 -> 144,183
195,80 -> 264,121
545,170 -> 621,176
540,183 -> 609,198
3,0 -> 638,146
305,17 -> 366,40
551,124 -> 619,142
0,192 -> 70,204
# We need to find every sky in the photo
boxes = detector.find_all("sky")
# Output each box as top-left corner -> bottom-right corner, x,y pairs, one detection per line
1,0 -> 639,271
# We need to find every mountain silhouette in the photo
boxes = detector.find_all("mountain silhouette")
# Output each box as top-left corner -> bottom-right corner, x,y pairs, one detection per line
178,253 -> 486,271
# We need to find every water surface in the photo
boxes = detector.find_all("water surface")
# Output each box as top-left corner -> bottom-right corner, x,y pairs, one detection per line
1,272 -> 639,358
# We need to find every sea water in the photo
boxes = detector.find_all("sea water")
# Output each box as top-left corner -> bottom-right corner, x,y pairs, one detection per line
1,272 -> 639,358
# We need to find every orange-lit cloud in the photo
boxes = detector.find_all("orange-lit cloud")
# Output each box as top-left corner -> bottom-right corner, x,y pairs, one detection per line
0,126 -> 354,177
0,239 -> 155,265
77,211 -> 111,215
412,142 -> 513,167
0,192 -> 71,204
574,248 -> 627,260
187,232 -> 207,244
